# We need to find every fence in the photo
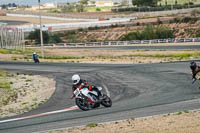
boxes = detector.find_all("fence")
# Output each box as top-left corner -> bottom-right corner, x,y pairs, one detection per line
0,25 -> 25,50
112,4 -> 200,12
28,38 -> 200,47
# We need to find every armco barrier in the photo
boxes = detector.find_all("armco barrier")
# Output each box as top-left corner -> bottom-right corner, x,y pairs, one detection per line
28,38 -> 200,47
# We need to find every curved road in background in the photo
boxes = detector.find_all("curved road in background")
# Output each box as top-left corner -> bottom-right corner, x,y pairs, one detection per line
0,61 -> 200,133
0,20 -> 29,25
65,44 -> 200,50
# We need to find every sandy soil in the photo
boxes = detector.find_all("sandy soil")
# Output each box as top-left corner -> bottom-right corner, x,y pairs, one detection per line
39,48 -> 200,64
1,47 -> 200,64
0,73 -> 56,118
49,110 -> 200,133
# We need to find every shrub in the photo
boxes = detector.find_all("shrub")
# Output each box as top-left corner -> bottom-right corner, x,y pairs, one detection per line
27,30 -> 62,44
120,25 -> 174,41
196,28 -> 200,37
86,123 -> 98,127
96,8 -> 101,11
184,110 -> 189,113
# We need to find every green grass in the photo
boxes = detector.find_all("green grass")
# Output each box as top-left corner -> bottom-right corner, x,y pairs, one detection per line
0,69 -> 10,90
0,48 -> 40,56
44,56 -> 85,60
184,110 -> 189,113
0,48 -> 24,54
130,117 -> 135,120
126,52 -> 200,58
94,52 -> 200,60
0,69 -> 13,106
86,123 -> 98,127
177,112 -> 182,115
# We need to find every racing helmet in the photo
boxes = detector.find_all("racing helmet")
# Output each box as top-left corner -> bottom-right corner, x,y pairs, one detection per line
72,74 -> 80,85
190,61 -> 197,70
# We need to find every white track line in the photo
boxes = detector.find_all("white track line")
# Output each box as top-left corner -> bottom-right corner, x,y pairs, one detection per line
0,106 -> 78,124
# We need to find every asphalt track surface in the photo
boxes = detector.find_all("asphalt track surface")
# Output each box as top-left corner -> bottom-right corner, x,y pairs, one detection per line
0,61 -> 200,133
0,20 -> 29,25
64,44 -> 200,50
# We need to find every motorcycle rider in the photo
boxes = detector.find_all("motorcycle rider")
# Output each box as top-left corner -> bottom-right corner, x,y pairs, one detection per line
190,61 -> 200,81
71,74 -> 102,105
32,52 -> 40,63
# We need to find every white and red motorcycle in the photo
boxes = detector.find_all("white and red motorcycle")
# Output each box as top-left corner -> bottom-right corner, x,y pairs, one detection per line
73,87 -> 112,111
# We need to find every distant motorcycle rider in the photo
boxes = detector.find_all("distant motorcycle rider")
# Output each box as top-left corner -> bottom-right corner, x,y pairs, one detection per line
32,52 -> 40,63
190,61 -> 200,81
71,74 -> 102,104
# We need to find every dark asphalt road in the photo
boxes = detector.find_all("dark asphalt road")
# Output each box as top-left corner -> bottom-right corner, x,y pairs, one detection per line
0,61 -> 200,133
65,45 -> 200,50
0,20 -> 29,25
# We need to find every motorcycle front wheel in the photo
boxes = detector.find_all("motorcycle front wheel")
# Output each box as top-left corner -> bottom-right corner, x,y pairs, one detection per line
75,98 -> 90,111
101,94 -> 112,107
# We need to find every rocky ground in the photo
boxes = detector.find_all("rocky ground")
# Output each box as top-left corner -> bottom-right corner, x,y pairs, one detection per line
49,110 -> 200,133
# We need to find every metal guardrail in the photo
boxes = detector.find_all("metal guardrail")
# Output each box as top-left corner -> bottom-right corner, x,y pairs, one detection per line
28,38 -> 200,47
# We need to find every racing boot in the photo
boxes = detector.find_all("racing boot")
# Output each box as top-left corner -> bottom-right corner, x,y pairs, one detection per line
93,87 -> 103,98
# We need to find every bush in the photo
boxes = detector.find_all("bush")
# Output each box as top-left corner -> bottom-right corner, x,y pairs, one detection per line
196,28 -> 200,37
120,25 -> 174,41
49,34 -> 62,43
28,29 -> 49,44
96,8 -> 101,11
27,30 -> 62,44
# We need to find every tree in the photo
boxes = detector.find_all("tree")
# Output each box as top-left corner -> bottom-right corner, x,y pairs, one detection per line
61,5 -> 74,12
49,34 -> 62,43
121,0 -> 129,6
132,0 -> 161,6
28,29 -> 49,44
80,0 -> 88,5
76,4 -> 84,12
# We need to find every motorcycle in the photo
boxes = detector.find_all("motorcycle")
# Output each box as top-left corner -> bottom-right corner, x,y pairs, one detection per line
73,86 -> 112,111
34,58 -> 40,63
192,70 -> 200,89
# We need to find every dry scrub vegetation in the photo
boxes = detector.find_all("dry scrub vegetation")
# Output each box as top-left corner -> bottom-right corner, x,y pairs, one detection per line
48,110 -> 200,133
1,45 -> 200,64
0,69 -> 56,118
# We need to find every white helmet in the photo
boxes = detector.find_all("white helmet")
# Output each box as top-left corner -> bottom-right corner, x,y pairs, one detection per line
72,74 -> 80,85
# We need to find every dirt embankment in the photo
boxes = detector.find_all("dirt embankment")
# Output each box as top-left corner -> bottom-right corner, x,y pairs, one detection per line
75,19 -> 200,42
47,110 -> 200,133
0,72 -> 56,118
